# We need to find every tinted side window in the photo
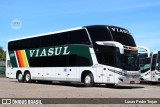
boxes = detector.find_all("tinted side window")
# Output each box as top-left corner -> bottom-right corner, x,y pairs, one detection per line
8,35 -> 54,50
54,32 -> 68,46
68,29 -> 90,45
40,35 -> 54,47
87,26 -> 112,43
8,40 -> 27,51
68,55 -> 77,66
8,29 -> 90,51
29,55 -> 68,67
68,55 -> 91,66
76,55 -> 91,66
95,45 -> 117,67
29,55 -> 92,67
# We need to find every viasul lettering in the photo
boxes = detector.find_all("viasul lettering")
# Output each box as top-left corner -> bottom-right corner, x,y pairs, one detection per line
29,46 -> 70,57
111,28 -> 130,35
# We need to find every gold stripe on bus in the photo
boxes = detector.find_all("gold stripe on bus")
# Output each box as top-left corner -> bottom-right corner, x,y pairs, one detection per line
21,50 -> 29,67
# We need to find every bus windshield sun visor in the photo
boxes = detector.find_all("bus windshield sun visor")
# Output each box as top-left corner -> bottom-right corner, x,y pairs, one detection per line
96,41 -> 124,54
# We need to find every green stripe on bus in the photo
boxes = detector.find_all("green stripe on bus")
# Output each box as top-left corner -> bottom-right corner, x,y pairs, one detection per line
25,45 -> 93,66
68,45 -> 93,65
9,51 -> 18,67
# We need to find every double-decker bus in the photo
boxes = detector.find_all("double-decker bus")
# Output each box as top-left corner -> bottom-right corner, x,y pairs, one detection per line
139,47 -> 160,85
6,25 -> 140,87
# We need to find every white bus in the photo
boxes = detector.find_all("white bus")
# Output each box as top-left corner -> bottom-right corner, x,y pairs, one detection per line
6,25 -> 140,87
139,50 -> 160,85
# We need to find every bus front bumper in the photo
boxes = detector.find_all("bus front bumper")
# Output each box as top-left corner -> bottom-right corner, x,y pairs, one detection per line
118,75 -> 141,84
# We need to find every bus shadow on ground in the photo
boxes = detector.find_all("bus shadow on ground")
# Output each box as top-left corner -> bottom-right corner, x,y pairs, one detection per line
105,85 -> 144,89
30,81 -> 145,89
10,79 -> 145,89
92,84 -> 144,89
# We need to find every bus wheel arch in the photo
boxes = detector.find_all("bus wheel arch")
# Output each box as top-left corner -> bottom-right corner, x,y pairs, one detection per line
81,70 -> 94,87
24,70 -> 32,83
16,70 -> 24,82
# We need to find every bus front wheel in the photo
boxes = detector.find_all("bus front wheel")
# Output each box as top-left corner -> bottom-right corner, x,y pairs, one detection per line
84,73 -> 94,87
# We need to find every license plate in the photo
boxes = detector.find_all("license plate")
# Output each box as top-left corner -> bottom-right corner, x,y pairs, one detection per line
130,81 -> 135,84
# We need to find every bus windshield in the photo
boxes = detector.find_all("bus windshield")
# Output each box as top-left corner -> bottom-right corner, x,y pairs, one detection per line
86,25 -> 139,71
139,58 -> 151,73
109,26 -> 136,47
156,53 -> 160,71
118,50 -> 140,71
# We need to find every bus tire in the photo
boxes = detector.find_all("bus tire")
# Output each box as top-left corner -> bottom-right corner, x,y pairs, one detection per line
24,72 -> 32,83
84,73 -> 94,87
17,72 -> 24,82
150,82 -> 158,85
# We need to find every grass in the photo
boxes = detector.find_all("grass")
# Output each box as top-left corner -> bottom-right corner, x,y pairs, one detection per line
0,74 -> 5,77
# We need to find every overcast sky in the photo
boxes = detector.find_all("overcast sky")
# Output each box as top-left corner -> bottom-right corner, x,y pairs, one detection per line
1,0 -> 160,52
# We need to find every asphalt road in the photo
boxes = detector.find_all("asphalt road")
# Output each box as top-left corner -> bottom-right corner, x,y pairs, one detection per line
0,78 -> 160,107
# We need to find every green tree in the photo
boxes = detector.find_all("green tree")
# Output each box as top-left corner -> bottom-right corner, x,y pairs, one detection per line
0,46 -> 6,60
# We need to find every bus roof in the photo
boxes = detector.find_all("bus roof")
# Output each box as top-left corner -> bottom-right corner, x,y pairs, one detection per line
8,26 -> 83,42
8,25 -> 128,42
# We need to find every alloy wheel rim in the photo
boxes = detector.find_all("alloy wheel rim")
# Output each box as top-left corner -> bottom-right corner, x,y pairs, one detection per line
18,74 -> 23,80
85,75 -> 91,84
26,74 -> 30,81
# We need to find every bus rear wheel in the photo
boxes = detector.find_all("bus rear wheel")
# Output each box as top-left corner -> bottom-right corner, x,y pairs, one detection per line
24,72 -> 32,83
84,73 -> 94,87
17,73 -> 24,82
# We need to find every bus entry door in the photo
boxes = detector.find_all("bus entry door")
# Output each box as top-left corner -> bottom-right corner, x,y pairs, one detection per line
103,66 -> 115,83
95,65 -> 103,83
